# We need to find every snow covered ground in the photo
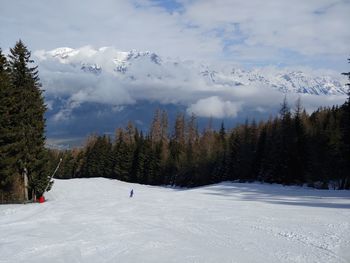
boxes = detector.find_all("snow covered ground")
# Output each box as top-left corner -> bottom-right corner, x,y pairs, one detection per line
0,178 -> 349,263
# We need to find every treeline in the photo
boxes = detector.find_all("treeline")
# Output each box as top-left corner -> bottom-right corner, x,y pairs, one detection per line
50,91 -> 350,189
0,41 -> 50,202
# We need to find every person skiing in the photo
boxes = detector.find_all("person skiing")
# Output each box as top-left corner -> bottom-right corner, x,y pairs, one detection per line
130,189 -> 134,198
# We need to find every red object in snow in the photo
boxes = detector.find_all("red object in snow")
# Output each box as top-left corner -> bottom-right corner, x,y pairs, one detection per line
38,196 -> 45,203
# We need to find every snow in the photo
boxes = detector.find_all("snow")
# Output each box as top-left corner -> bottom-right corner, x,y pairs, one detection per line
36,46 -> 348,96
1,178 -> 349,263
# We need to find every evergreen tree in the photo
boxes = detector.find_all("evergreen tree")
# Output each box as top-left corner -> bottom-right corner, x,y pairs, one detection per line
81,135 -> 100,178
113,131 -> 133,181
130,131 -> 146,183
291,98 -> 308,184
277,97 -> 294,184
226,131 -> 241,181
236,120 -> 257,182
253,124 -> 266,180
339,58 -> 350,188
212,122 -> 227,183
0,49 -> 22,201
7,41 -> 49,199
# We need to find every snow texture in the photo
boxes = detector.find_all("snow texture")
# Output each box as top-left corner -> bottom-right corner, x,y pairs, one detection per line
1,178 -> 349,263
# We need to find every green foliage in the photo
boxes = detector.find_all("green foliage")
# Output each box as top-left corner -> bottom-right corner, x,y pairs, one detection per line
0,49 -> 18,196
0,41 -> 49,201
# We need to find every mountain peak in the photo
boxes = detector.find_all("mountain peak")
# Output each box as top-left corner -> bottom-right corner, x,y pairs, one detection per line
36,46 -> 348,96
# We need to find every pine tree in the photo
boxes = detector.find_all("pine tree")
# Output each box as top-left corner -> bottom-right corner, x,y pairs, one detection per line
0,49 -> 22,201
340,58 -> 350,188
150,109 -> 162,144
226,131 -> 241,181
212,122 -> 227,183
238,120 -> 257,182
291,98 -> 308,184
6,41 -> 49,199
113,130 -> 133,182
81,135 -> 98,178
168,113 -> 186,185
253,124 -> 267,180
142,136 -> 162,185
277,97 -> 294,184
131,131 -> 146,183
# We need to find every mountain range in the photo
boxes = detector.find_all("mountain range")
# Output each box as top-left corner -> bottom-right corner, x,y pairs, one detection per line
34,46 -> 348,147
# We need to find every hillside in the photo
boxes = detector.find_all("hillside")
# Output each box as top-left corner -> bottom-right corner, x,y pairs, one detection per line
1,178 -> 349,263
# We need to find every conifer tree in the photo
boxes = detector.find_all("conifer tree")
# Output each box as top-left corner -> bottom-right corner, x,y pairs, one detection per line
292,98 -> 308,184
131,131 -> 146,183
226,131 -> 241,181
212,122 -> 227,183
7,40 -> 49,199
150,109 -> 162,144
277,97 -> 294,184
340,58 -> 350,188
0,49 -> 21,200
113,130 -> 133,181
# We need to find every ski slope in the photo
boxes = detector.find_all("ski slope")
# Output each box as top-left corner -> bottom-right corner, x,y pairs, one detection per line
0,178 -> 349,263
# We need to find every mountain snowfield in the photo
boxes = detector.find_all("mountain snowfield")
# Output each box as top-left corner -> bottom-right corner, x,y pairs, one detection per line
0,178 -> 349,263
36,46 -> 347,97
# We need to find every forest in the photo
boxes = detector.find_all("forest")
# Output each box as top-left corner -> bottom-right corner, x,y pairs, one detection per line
1,41 -> 349,204
49,93 -> 350,190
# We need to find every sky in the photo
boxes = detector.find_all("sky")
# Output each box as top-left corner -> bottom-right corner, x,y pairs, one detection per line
0,0 -> 349,71
0,0 -> 349,126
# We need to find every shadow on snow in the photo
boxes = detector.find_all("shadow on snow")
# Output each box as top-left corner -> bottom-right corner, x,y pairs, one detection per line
200,182 -> 350,210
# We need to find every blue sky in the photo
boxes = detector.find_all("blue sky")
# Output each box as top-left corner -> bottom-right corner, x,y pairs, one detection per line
149,0 -> 183,12
0,0 -> 349,71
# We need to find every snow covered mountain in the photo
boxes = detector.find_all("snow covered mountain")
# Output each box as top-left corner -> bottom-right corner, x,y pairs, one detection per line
34,46 -> 348,143
36,46 -> 347,96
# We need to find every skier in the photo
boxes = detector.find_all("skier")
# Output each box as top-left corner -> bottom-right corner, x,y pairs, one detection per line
130,189 -> 134,198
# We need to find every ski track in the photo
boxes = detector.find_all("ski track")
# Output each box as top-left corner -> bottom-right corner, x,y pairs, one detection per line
0,178 -> 349,263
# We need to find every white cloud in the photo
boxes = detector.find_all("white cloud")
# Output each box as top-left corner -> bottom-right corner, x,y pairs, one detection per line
0,0 -> 348,70
183,0 -> 350,57
52,100 -> 82,122
187,96 -> 243,118
0,0 -> 221,61
35,45 -> 348,121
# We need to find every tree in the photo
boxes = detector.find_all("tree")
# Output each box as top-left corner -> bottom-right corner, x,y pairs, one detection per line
81,135 -> 113,178
0,49 -> 22,201
150,109 -> 162,144
212,122 -> 227,183
130,132 -> 146,183
226,131 -> 241,181
291,97 -> 308,184
339,58 -> 350,188
6,40 -> 49,200
113,129 -> 133,181
277,97 -> 295,184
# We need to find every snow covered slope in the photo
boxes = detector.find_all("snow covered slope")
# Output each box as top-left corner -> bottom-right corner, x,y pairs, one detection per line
1,178 -> 349,263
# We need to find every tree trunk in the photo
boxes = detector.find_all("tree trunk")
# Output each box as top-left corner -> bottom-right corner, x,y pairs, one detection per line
23,168 -> 28,202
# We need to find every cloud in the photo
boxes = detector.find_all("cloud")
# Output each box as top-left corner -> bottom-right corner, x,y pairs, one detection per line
34,46 -> 347,122
187,96 -> 243,118
183,0 -> 350,57
0,0 -> 349,71
0,0 -> 221,61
